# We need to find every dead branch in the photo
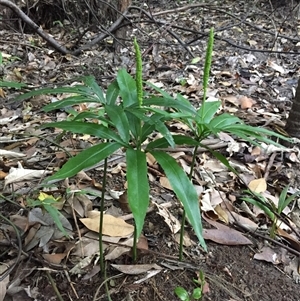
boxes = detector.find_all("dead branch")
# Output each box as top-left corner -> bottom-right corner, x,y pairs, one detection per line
0,0 -> 70,54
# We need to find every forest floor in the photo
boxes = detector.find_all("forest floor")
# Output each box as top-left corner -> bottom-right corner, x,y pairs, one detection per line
1,0 -> 300,300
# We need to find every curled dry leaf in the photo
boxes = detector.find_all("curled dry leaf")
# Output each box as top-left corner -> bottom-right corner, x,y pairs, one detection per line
4,162 -> 51,186
154,202 -> 181,234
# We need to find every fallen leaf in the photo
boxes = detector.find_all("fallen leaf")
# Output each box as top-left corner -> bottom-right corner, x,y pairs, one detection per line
248,178 -> 267,193
43,253 -> 67,264
154,202 -> 181,234
203,216 -> 252,245
80,211 -> 134,237
111,263 -> 162,275
254,246 -> 280,264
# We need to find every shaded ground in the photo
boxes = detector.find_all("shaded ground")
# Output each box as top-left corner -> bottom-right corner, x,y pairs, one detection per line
1,0 -> 300,300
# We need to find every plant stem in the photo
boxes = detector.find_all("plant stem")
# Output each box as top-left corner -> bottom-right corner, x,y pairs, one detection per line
179,210 -> 186,262
132,224 -> 137,262
99,157 -> 108,276
46,270 -> 65,301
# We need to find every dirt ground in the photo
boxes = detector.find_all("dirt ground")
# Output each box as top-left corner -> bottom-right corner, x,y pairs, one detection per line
2,0 -> 300,300
4,209 -> 300,301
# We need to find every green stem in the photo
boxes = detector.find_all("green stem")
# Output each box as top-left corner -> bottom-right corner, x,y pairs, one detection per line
132,224 -> 137,262
179,210 -> 186,262
46,270 -> 65,301
99,158 -> 108,275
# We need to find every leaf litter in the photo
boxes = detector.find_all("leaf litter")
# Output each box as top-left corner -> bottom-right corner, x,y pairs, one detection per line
1,0 -> 300,300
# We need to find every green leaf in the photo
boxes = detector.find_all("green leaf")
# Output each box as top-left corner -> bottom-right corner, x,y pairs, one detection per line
150,151 -> 206,250
105,105 -> 130,143
145,81 -> 173,99
154,120 -> 175,148
0,81 -> 26,88
46,142 -> 122,181
192,288 -> 202,300
43,203 -> 69,237
140,123 -> 156,143
146,135 -> 199,151
225,124 -> 292,143
191,57 -> 201,64
278,187 -> 300,214
83,76 -> 106,104
196,100 -> 221,124
16,85 -> 93,102
199,145 -> 238,175
241,192 -> 275,220
72,110 -> 107,122
126,149 -> 150,239
126,111 -> 141,142
208,113 -> 242,129
44,95 -> 97,112
42,121 -> 125,144
174,286 -> 189,301
106,80 -> 120,105
117,69 -> 138,107
143,97 -> 196,115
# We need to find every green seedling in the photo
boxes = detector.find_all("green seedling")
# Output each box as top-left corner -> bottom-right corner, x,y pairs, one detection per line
175,270 -> 206,301
241,186 -> 300,238
26,192 -> 69,237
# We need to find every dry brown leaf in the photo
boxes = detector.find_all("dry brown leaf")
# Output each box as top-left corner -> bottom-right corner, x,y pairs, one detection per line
0,265 -> 9,301
154,202 -> 181,234
253,246 -> 280,264
248,178 -> 267,193
214,205 -> 229,224
111,263 -> 162,275
203,216 -> 252,245
159,176 -> 173,190
276,228 -> 300,252
239,96 -> 255,109
228,211 -> 258,231
80,211 -> 134,237
175,232 -> 195,247
43,253 -> 67,264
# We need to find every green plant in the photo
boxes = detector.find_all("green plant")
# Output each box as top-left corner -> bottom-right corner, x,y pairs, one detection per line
26,192 -> 69,237
241,186 -> 300,238
16,38 -> 206,262
144,28 -> 292,259
175,270 -> 206,301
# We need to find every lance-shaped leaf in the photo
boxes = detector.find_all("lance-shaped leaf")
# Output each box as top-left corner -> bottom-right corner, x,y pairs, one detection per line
126,148 -> 150,239
105,105 -> 130,143
42,121 -> 126,145
150,150 -> 206,250
117,69 -> 138,107
196,100 -> 221,124
46,142 -> 122,181
83,76 -> 106,104
106,80 -> 120,105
